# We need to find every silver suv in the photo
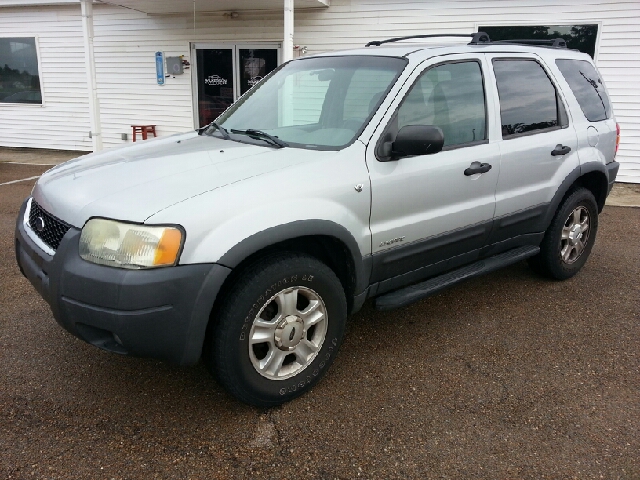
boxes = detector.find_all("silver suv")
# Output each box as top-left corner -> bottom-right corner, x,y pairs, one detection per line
15,33 -> 620,406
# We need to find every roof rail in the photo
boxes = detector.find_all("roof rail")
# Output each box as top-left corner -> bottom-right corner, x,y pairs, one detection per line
365,32 -> 491,48
491,38 -> 568,48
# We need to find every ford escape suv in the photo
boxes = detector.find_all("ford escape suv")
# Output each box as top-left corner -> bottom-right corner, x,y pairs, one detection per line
15,33 -> 620,406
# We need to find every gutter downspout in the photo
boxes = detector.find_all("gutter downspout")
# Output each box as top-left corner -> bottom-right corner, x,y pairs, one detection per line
81,0 -> 103,151
283,0 -> 293,62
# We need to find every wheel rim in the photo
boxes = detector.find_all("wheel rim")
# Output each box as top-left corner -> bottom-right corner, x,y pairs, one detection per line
249,286 -> 328,380
560,205 -> 590,265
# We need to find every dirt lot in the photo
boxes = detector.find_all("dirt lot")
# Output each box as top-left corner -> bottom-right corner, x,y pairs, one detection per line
1,159 -> 639,479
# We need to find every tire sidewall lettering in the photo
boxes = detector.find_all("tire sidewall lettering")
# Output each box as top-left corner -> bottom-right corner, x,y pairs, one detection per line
277,337 -> 338,395
214,255 -> 347,405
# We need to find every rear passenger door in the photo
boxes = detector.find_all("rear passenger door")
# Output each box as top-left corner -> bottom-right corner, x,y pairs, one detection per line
367,56 -> 500,288
485,54 -> 580,244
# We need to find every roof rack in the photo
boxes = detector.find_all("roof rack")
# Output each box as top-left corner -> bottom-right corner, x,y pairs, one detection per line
365,32 -> 491,48
364,33 -> 569,50
491,38 -> 568,48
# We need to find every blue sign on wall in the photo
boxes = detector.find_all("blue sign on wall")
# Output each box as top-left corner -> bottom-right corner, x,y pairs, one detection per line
155,51 -> 165,86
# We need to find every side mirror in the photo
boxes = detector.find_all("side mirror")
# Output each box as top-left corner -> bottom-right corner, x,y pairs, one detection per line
389,125 -> 444,158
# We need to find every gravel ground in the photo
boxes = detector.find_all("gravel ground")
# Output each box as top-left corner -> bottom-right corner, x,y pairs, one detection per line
1,164 -> 638,479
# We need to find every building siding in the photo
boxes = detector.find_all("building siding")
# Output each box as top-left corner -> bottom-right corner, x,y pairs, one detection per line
0,0 -> 638,182
0,7 -> 91,150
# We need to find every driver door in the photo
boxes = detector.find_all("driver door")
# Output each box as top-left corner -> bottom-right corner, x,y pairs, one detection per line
366,55 -> 499,290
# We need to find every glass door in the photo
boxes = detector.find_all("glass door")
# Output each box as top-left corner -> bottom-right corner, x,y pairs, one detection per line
193,43 -> 280,128
195,47 -> 235,128
237,47 -> 279,96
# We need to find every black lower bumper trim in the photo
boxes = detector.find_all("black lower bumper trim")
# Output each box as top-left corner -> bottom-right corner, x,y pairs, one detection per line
606,161 -> 620,195
15,198 -> 231,365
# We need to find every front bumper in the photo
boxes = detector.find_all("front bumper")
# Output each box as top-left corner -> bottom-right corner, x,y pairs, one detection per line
15,198 -> 231,365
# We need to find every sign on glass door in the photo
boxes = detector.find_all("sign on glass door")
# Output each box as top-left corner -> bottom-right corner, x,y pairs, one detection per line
196,49 -> 234,128
238,49 -> 278,96
195,44 -> 280,128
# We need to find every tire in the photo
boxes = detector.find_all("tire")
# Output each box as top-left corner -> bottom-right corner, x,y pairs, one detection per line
206,253 -> 347,407
529,187 -> 598,280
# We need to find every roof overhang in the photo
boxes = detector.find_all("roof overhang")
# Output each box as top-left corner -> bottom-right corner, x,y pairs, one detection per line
0,0 -> 331,13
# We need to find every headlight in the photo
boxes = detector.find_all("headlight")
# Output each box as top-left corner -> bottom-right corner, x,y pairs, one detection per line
79,218 -> 184,269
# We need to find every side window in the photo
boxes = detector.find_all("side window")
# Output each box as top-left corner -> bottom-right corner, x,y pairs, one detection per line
493,59 -> 565,137
556,59 -> 611,122
397,61 -> 487,148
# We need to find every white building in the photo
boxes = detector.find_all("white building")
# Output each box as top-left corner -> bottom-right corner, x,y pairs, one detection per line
0,0 -> 638,183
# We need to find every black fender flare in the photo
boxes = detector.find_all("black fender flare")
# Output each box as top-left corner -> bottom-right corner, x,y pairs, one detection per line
217,220 -> 372,295
542,162 -> 609,230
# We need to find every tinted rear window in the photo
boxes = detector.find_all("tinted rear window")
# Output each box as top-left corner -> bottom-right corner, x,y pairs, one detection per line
493,59 -> 560,137
556,59 -> 611,122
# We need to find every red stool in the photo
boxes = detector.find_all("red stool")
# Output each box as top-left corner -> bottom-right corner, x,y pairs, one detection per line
131,125 -> 157,142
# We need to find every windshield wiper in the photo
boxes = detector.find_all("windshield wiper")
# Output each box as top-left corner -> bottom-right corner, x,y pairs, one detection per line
230,128 -> 288,148
198,121 -> 230,139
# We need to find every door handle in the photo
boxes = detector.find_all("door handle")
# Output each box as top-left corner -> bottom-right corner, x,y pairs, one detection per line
551,144 -> 571,156
464,161 -> 492,176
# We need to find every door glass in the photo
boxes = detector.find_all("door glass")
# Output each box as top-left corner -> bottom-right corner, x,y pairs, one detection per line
196,49 -> 234,127
493,59 -> 560,137
397,61 -> 487,147
238,49 -> 278,96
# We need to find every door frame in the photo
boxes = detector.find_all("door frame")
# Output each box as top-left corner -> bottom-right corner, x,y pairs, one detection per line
191,42 -> 282,128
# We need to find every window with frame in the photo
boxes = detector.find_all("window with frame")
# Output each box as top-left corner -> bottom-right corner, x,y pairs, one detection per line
397,61 -> 487,148
493,59 -> 567,138
556,59 -> 611,122
0,38 -> 42,104
478,25 -> 598,58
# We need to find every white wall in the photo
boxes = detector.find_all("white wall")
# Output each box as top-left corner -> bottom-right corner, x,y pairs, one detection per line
0,7 -> 91,150
91,7 -> 287,150
0,0 -> 638,182
0,5 -> 286,151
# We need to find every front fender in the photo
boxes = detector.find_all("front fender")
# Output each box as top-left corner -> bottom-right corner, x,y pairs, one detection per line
186,199 -> 371,294
147,143 -> 373,293
217,218 -> 371,294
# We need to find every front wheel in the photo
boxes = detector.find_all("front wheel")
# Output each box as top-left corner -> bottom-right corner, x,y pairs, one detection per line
529,187 -> 599,280
206,253 -> 347,407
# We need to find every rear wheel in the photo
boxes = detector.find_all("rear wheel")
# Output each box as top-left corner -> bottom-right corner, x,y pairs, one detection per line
205,253 -> 347,407
529,187 -> 598,280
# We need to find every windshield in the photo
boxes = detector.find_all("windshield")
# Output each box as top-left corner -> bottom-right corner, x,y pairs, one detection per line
217,55 -> 407,150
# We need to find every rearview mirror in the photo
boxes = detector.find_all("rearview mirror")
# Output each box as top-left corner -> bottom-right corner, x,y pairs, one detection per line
393,125 -> 444,157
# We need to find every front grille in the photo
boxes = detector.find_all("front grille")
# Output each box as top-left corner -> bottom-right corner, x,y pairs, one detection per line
28,200 -> 71,251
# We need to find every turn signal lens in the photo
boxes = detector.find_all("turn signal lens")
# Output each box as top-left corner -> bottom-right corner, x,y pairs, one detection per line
615,122 -> 620,157
154,228 -> 183,266
79,218 -> 184,269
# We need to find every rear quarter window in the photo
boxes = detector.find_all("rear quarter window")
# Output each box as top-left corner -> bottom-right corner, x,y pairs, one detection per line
556,59 -> 611,122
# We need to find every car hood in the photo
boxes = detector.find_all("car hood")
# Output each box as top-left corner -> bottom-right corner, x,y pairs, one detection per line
32,132 -> 305,227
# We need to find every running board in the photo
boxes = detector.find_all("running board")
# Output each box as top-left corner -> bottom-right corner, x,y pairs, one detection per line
373,246 -> 540,311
